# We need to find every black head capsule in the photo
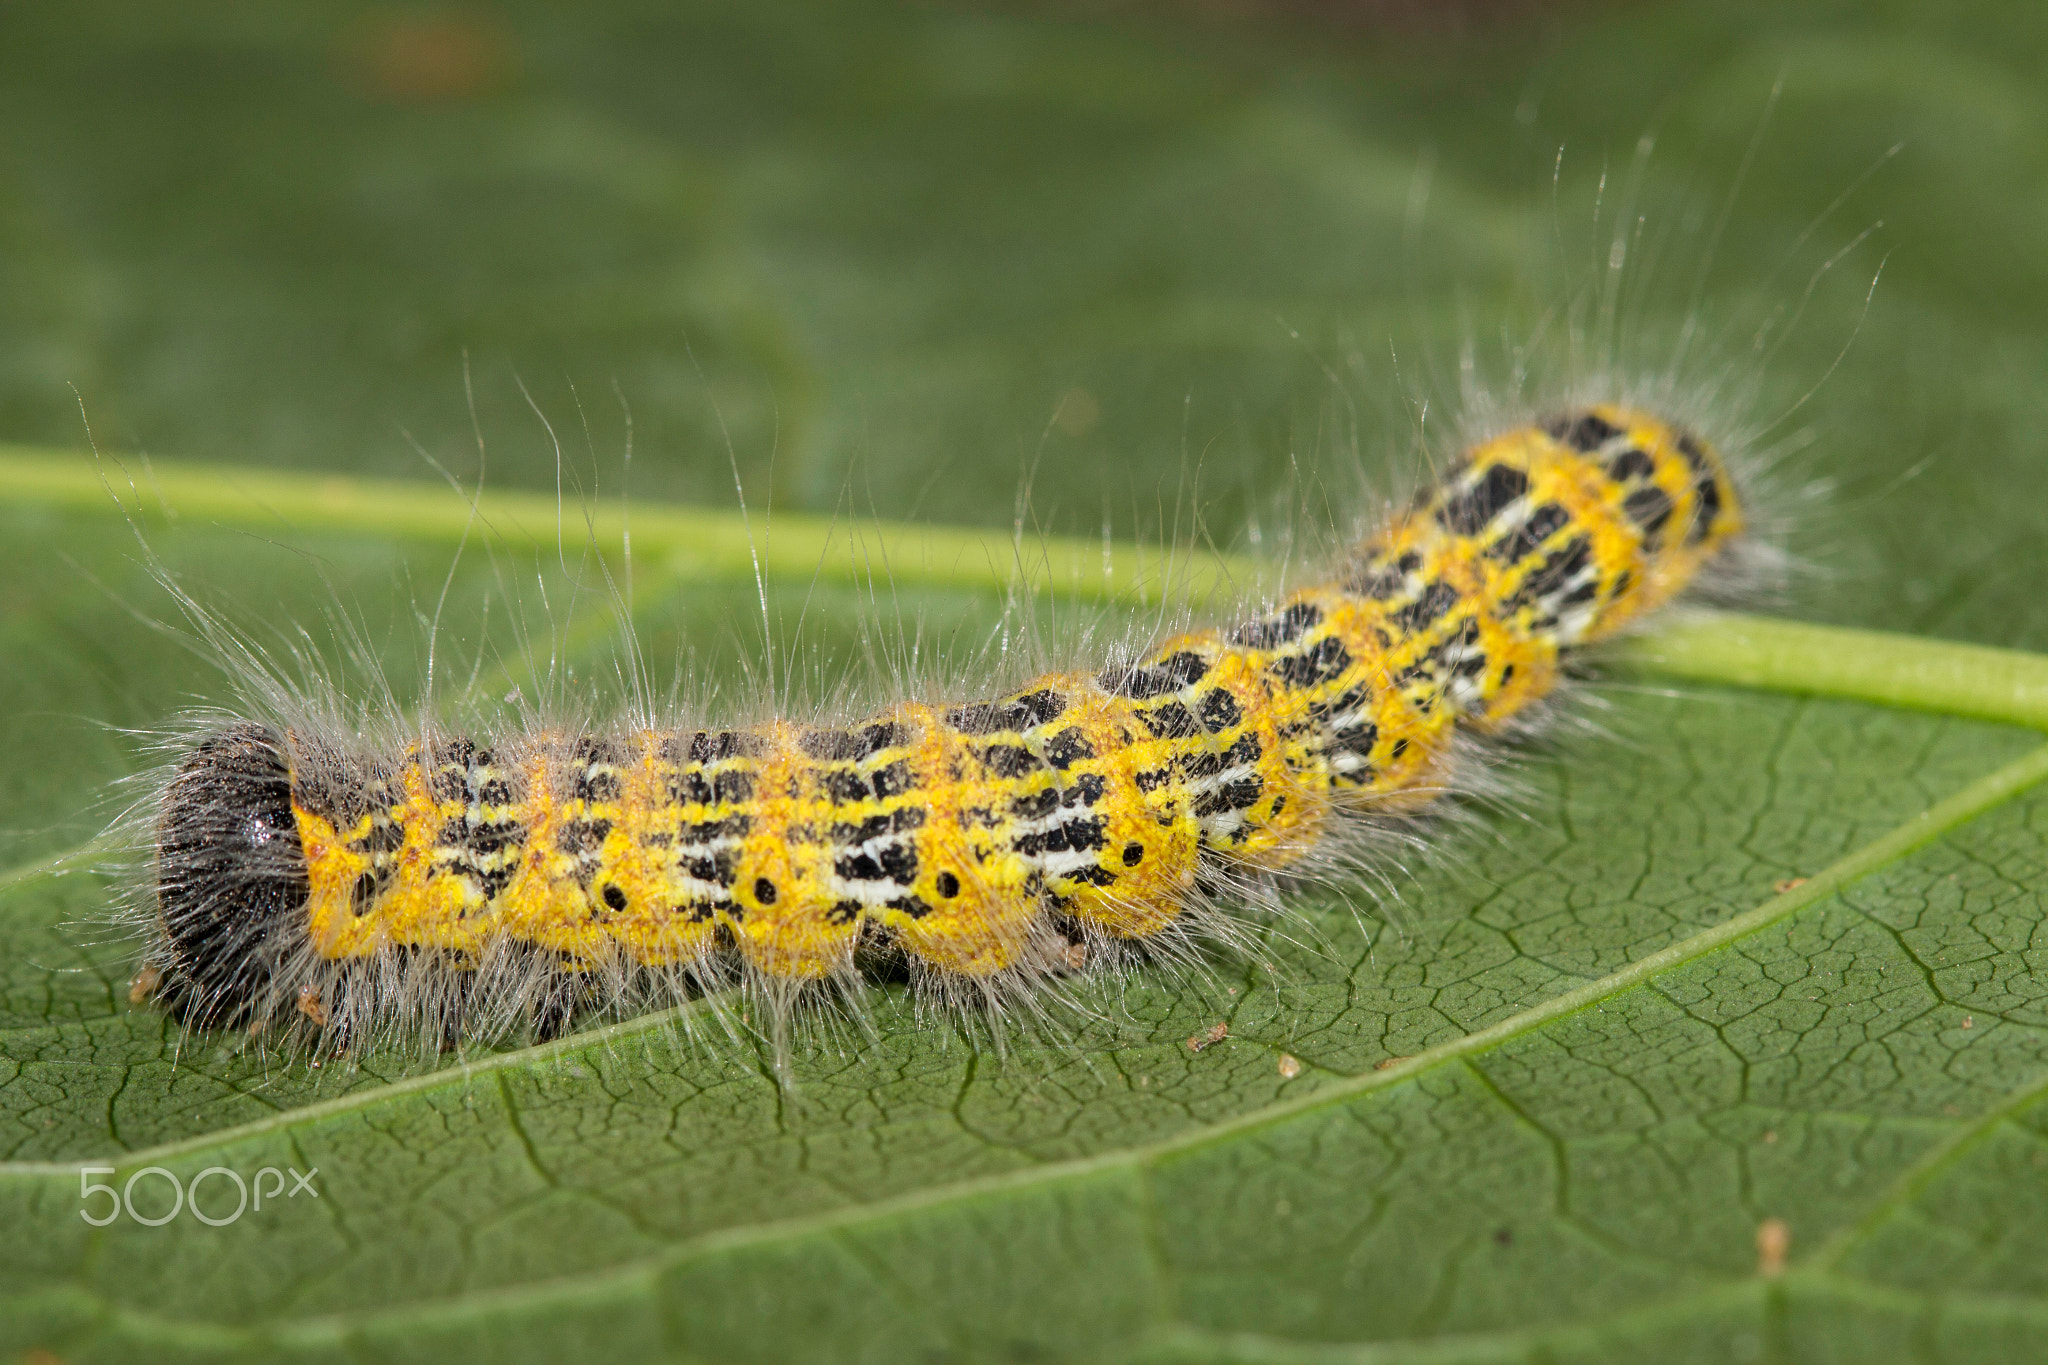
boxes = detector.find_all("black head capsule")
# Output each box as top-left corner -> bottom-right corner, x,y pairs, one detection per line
153,722 -> 311,1027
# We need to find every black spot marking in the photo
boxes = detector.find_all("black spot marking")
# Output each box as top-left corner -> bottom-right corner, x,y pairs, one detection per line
1183,732 -> 1262,781
557,818 -> 611,856
682,844 -> 742,888
1486,502 -> 1571,564
1347,550 -> 1422,600
679,814 -> 751,843
798,729 -> 863,761
1605,448 -> 1655,482
1232,601 -> 1323,649
1623,485 -> 1675,537
1330,722 -> 1378,758
1139,702 -> 1202,740
861,722 -> 908,754
711,770 -> 754,805
1545,411 -> 1620,452
871,760 -> 915,800
1676,431 -> 1710,474
1046,728 -> 1095,769
1187,736 -> 1261,777
571,736 -> 618,763
1011,789 -> 1061,819
753,877 -> 778,905
360,820 -> 405,856
1194,776 -> 1264,817
1436,464 -> 1529,535
466,822 -> 524,856
1390,580 -> 1461,634
836,839 -> 918,885
1198,688 -> 1243,732
1017,816 -> 1108,857
690,730 -> 770,762
1306,683 -> 1371,724
823,770 -> 870,803
1102,651 -> 1209,700
1014,689 -> 1068,724
830,809 -> 926,844
1690,476 -> 1723,543
936,870 -> 961,898
601,883 -> 628,913
879,842 -> 918,881
1507,536 -> 1593,610
886,894 -> 933,919
945,702 -> 1023,735
1122,841 -> 1145,866
981,744 -> 1042,780
1065,815 -> 1113,853
1271,635 -> 1352,690
574,768 -> 623,803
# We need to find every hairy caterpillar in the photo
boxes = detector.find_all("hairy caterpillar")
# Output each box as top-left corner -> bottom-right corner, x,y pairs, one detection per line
134,401 -> 1746,1063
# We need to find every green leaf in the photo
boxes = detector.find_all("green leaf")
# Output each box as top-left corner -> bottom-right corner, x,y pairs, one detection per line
5,2 -> 2048,1363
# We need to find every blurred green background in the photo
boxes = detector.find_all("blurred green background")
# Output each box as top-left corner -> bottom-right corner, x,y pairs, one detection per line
3,0 -> 2041,644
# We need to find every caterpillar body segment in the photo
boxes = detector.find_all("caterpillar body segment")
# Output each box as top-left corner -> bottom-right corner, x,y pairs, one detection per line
147,404 -> 1746,1051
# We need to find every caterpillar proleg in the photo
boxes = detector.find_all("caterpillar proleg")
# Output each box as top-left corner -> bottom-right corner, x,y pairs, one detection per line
130,400 -> 1749,1066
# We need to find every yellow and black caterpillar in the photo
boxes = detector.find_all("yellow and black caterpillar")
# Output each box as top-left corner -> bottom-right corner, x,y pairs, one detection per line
143,403 -> 1744,1056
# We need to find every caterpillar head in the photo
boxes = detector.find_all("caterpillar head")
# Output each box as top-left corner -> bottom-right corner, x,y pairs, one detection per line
152,723 -> 310,1027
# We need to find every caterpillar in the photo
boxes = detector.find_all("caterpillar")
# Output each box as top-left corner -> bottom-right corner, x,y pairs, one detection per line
135,400 -> 1746,1063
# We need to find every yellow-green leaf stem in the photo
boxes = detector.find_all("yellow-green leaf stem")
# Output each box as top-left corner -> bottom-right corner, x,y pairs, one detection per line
1621,613 -> 2048,732
0,445 -> 1259,610
12,445 -> 2048,734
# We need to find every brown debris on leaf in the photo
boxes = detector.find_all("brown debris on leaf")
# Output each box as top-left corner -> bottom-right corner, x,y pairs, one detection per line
128,964 -> 162,1006
1756,1217 -> 1790,1277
